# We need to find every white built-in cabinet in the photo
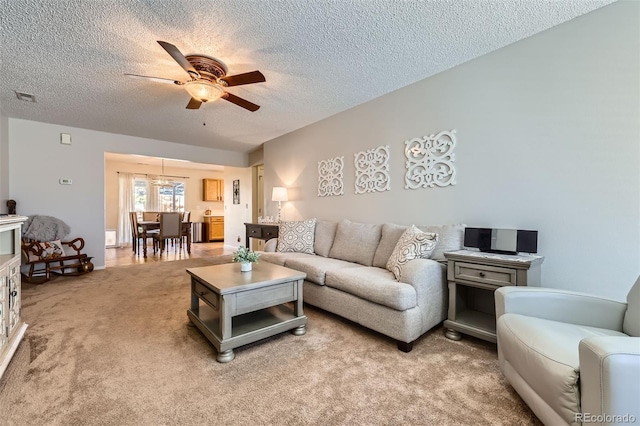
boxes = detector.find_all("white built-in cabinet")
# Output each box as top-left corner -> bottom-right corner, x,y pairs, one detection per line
0,215 -> 28,379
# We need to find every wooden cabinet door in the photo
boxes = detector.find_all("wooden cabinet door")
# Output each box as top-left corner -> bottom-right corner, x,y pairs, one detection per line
203,179 -> 224,201
216,180 -> 224,201
0,270 -> 7,351
211,221 -> 224,240
7,258 -> 20,334
204,216 -> 224,241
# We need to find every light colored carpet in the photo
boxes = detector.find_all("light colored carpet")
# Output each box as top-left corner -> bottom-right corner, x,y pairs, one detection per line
0,256 -> 540,425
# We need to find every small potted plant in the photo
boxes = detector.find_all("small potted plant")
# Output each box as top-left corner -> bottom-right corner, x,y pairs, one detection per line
232,246 -> 261,272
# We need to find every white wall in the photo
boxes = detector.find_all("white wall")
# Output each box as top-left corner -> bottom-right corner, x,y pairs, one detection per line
263,1 -> 640,300
223,166 -> 253,248
0,110 -> 8,204
8,119 -> 248,268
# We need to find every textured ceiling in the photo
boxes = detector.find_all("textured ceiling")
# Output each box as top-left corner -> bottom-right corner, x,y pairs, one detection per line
0,0 -> 614,154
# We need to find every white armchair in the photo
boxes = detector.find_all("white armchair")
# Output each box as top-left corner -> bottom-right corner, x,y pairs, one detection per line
495,277 -> 640,426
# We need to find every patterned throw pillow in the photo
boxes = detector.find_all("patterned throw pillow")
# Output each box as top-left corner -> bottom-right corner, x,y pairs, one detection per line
277,219 -> 317,254
386,225 -> 438,280
27,240 -> 66,262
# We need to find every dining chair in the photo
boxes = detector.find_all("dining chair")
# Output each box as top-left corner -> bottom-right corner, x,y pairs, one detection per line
129,212 -> 137,252
154,212 -> 182,254
130,212 -> 159,255
179,211 -> 191,250
142,211 -> 159,222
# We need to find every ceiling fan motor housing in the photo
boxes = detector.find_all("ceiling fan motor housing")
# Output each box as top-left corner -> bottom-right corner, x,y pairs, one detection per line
186,55 -> 229,84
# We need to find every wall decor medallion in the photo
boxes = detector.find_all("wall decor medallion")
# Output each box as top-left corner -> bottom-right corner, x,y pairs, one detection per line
354,145 -> 390,194
318,156 -> 344,197
404,129 -> 457,189
232,179 -> 240,204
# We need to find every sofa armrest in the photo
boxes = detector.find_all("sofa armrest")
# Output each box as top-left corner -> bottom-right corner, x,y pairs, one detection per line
401,259 -> 448,330
263,238 -> 277,252
495,287 -> 627,331
401,259 -> 446,291
579,336 -> 640,422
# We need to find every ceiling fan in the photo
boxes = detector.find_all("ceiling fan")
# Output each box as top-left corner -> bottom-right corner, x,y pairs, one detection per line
125,41 -> 265,111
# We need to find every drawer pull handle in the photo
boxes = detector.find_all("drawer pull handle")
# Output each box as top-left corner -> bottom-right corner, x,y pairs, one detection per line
199,291 -> 206,296
479,272 -> 486,278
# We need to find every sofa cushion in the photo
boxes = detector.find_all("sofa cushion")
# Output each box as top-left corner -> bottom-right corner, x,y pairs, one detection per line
386,225 -> 438,280
498,313 -> 627,424
259,251 -> 310,266
419,224 -> 465,261
372,223 -> 408,268
277,218 -> 316,254
328,219 -> 382,266
623,276 -> 640,336
325,267 -> 417,311
284,256 -> 359,286
314,220 -> 338,257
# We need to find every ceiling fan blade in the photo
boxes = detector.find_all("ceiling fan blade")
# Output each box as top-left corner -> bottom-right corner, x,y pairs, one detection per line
125,73 -> 183,85
221,71 -> 266,87
157,41 -> 200,79
186,98 -> 202,109
222,92 -> 260,112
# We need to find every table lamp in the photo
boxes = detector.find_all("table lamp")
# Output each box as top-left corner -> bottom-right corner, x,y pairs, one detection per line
272,187 -> 288,223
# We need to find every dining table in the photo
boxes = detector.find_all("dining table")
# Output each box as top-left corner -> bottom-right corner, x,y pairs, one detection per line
138,220 -> 192,258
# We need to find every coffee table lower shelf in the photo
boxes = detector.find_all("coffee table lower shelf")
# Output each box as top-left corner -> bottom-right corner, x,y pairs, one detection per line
188,302 -> 307,362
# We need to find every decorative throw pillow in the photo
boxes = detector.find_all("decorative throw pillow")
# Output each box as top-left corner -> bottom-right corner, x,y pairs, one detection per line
27,240 -> 66,262
386,225 -> 438,280
277,219 -> 317,254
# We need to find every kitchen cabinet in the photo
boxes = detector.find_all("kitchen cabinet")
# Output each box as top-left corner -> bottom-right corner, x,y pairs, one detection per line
204,216 -> 224,241
203,179 -> 224,202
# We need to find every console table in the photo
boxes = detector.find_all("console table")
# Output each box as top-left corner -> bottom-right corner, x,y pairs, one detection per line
244,223 -> 279,249
443,250 -> 544,343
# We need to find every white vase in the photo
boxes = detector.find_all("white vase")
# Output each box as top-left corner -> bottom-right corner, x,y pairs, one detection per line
240,262 -> 252,272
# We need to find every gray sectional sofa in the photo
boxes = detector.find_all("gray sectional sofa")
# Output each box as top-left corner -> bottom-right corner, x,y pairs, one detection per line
260,219 -> 465,351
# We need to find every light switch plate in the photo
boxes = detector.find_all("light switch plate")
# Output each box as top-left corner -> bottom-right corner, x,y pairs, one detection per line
60,133 -> 71,145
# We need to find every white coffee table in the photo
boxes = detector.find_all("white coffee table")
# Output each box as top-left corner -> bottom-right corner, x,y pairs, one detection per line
186,262 -> 307,362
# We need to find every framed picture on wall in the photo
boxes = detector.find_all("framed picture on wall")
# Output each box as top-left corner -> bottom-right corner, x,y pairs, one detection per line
233,180 -> 240,204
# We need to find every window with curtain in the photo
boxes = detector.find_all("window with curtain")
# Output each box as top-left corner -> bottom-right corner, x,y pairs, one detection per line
135,177 -> 185,212
117,173 -> 186,247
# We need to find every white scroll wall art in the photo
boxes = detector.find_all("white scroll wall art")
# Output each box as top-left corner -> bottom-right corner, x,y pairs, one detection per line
318,156 -> 345,197
354,145 -> 390,194
404,129 -> 457,189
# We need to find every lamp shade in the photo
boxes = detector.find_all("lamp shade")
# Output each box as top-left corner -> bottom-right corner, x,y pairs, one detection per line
272,186 -> 288,202
184,80 -> 224,102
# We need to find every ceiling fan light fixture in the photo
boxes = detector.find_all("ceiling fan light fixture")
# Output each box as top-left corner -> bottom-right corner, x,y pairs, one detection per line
184,80 -> 224,102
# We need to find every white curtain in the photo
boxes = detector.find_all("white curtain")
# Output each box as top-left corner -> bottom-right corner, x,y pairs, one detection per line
146,184 -> 160,211
117,172 -> 135,246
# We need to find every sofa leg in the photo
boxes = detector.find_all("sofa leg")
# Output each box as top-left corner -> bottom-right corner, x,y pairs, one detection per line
397,341 -> 413,352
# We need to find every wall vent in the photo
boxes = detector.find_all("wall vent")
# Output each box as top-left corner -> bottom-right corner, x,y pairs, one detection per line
14,91 -> 36,102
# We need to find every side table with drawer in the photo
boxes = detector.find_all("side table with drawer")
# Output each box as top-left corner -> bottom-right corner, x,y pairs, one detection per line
244,223 -> 279,250
443,249 -> 544,343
